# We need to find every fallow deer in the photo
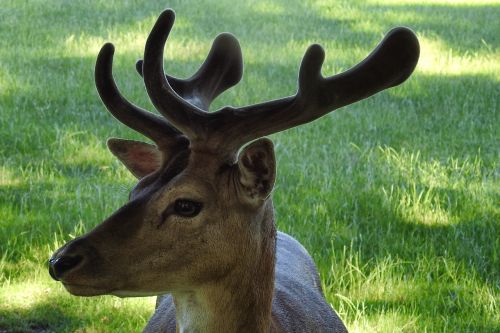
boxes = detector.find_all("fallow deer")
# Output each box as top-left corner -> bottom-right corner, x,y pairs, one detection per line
49,9 -> 419,333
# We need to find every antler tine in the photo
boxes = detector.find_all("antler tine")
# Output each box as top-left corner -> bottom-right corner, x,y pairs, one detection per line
95,43 -> 185,149
298,27 -> 420,110
136,32 -> 243,112
216,27 -> 420,153
183,32 -> 243,110
135,60 -> 187,104
142,10 -> 209,141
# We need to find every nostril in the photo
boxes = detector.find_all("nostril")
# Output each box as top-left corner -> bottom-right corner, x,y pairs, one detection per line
56,255 -> 82,271
48,255 -> 83,280
48,259 -> 59,281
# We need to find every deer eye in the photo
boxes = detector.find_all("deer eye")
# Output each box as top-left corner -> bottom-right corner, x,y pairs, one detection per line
174,199 -> 202,217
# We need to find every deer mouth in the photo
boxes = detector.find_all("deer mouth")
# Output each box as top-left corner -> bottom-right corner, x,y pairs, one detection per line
61,282 -> 112,296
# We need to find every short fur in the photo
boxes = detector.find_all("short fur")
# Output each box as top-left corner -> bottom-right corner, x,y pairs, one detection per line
144,232 -> 346,333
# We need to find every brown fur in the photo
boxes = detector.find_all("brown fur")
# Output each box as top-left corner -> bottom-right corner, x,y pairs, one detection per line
50,142 -> 347,332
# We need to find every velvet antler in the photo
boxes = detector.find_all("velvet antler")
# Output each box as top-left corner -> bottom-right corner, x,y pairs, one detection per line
95,13 -> 243,149
140,10 -> 419,156
136,32 -> 242,111
99,9 -> 419,158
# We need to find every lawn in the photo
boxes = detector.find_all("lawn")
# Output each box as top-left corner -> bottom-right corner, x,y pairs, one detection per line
0,0 -> 498,332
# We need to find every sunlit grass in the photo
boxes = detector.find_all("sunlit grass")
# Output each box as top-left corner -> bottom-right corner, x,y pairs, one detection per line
1,0 -> 498,332
1,278 -> 155,332
418,36 -> 499,77
369,0 -> 499,6
0,167 -> 21,187
61,20 -> 207,62
253,2 -> 286,15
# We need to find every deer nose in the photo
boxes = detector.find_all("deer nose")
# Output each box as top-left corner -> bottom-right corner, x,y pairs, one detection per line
48,255 -> 83,281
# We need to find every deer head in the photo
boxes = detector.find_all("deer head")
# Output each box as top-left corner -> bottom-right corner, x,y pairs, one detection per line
49,9 -> 419,299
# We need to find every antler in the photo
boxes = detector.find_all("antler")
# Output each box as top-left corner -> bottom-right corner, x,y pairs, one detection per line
95,43 -> 183,149
142,10 -> 210,142
220,26 -> 420,151
141,9 -> 419,156
136,33 -> 242,111
95,13 -> 243,149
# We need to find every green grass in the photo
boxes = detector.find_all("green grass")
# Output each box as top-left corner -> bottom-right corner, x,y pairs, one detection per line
0,0 -> 498,332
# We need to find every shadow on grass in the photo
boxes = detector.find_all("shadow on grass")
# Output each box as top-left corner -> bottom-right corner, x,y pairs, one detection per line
287,181 -> 498,331
0,299 -> 80,333
355,73 -> 498,163
0,290 -> 152,333
360,2 -> 499,54
0,1 -> 373,52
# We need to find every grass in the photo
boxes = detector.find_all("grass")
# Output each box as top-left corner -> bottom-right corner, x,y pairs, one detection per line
0,0 -> 498,332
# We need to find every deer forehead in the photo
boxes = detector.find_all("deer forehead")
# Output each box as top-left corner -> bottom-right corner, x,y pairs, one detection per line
154,172 -> 219,204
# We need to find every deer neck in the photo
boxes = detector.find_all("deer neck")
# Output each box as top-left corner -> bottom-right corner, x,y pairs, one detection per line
173,201 -> 277,333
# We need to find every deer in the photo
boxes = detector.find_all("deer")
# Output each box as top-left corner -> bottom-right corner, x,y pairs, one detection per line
48,9 -> 419,333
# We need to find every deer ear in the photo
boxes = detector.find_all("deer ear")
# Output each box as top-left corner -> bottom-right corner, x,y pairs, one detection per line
237,138 -> 276,205
107,138 -> 162,179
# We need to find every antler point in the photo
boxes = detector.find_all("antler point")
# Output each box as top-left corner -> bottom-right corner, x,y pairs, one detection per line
160,8 -> 176,22
102,42 -> 115,53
